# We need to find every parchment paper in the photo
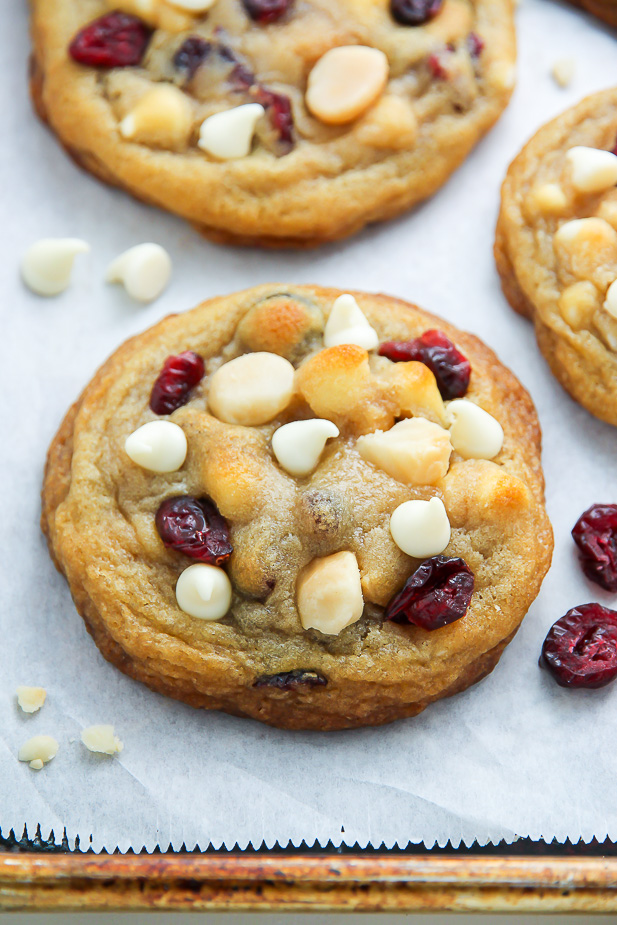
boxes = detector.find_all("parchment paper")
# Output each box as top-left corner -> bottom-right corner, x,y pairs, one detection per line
2,0 -> 617,853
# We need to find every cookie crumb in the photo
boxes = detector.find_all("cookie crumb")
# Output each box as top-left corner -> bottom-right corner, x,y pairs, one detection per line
16,686 -> 47,714
81,725 -> 123,755
551,58 -> 575,88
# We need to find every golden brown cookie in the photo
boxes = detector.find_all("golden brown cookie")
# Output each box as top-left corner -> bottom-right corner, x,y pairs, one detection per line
567,0 -> 617,28
42,285 -> 552,730
496,89 -> 617,427
30,0 -> 516,247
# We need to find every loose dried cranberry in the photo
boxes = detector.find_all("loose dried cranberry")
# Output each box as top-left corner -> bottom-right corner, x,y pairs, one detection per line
173,36 -> 211,79
242,0 -> 293,24
379,330 -> 471,400
156,496 -> 233,565
149,351 -> 205,416
386,556 -> 474,630
253,669 -> 327,690
540,604 -> 617,689
467,32 -> 484,58
572,504 -> 617,592
69,12 -> 151,68
391,0 -> 442,25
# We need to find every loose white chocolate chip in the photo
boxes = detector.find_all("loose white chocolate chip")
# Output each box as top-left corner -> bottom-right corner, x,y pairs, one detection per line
566,146 -> 617,195
528,183 -> 568,215
125,421 -> 187,472
390,497 -> 451,559
208,352 -> 295,426
324,294 -> 379,350
21,238 -> 90,297
272,419 -> 339,477
175,563 -> 232,620
166,0 -> 217,9
198,104 -> 264,160
448,400 -> 503,460
357,418 -> 452,485
120,84 -> 194,149
106,243 -> 172,302
306,46 -> 389,125
16,686 -> 47,714
604,279 -> 617,319
551,58 -> 575,88
559,281 -> 599,329
18,735 -> 58,768
81,725 -> 124,755
297,551 -> 364,636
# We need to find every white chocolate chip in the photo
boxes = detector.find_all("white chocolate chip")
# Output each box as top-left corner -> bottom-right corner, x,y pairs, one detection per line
81,725 -> 124,755
166,0 -> 217,9
566,146 -> 617,195
357,418 -> 452,485
559,281 -> 599,329
16,686 -> 46,714
323,294 -> 379,350
390,497 -> 451,559
448,400 -> 503,460
21,238 -> 90,297
106,243 -> 171,302
120,84 -> 194,149
528,183 -> 568,215
306,46 -> 389,125
551,58 -> 575,88
125,421 -> 187,472
175,563 -> 232,620
272,419 -> 339,477
297,551 -> 364,636
198,104 -> 264,160
18,735 -> 58,767
604,279 -> 617,319
208,352 -> 295,426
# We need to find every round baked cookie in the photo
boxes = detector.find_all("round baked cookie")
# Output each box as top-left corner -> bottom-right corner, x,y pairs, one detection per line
496,89 -> 617,427
30,0 -> 516,247
566,0 -> 617,28
42,284 -> 552,730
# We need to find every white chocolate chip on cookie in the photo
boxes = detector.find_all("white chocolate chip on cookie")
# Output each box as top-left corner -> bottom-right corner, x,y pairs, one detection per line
527,183 -> 568,215
125,421 -> 188,472
297,551 -> 364,636
81,725 -> 124,755
21,238 -> 90,297
18,735 -> 58,769
448,400 -> 503,460
357,418 -> 452,485
106,243 -> 171,302
208,352 -> 295,426
559,281 -> 599,329
176,563 -> 232,620
390,497 -> 451,558
166,0 -> 217,9
603,279 -> 617,319
324,294 -> 379,350
306,46 -> 389,125
566,146 -> 617,195
198,104 -> 265,160
120,84 -> 194,149
272,419 -> 339,476
16,686 -> 46,714
554,217 -> 617,283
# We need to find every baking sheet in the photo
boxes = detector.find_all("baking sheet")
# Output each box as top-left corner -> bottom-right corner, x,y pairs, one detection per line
2,0 -> 617,853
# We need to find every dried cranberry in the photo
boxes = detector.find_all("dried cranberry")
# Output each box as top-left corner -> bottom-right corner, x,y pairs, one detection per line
254,87 -> 294,146
572,504 -> 617,592
253,669 -> 327,690
391,0 -> 442,25
156,496 -> 233,565
540,604 -> 617,689
173,37 -> 211,79
69,12 -> 151,68
379,330 -> 471,400
467,32 -> 484,58
242,0 -> 293,24
149,351 -> 205,416
386,556 -> 474,630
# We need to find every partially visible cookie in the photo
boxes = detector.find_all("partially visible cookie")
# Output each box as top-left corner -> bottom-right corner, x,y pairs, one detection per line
30,0 -> 516,247
567,0 -> 617,29
496,88 -> 617,426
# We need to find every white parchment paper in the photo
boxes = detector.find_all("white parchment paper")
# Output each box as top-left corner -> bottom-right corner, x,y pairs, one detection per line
2,0 -> 617,853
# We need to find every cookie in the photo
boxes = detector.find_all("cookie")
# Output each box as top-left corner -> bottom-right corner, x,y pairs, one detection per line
42,285 -> 552,730
30,0 -> 516,247
567,0 -> 617,28
496,89 -> 617,427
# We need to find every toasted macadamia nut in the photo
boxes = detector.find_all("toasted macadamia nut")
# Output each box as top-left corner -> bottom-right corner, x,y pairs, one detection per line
554,217 -> 617,283
21,238 -> 90,297
559,281 -> 599,329
306,46 -> 389,125
120,84 -> 194,149
176,563 -> 232,620
18,735 -> 58,768
125,421 -> 187,472
272,419 -> 339,476
390,497 -> 451,558
443,459 -> 532,528
237,297 -> 321,358
357,418 -> 452,485
199,104 -> 264,160
208,352 -> 295,426
106,243 -> 171,303
297,551 -> 364,636
81,725 -> 124,755
16,686 -> 47,714
566,146 -> 617,195
448,400 -> 503,460
527,183 -> 568,215
324,294 -> 379,350
381,361 -> 446,424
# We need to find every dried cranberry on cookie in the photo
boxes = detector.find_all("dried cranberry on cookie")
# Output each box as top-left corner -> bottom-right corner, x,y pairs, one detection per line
42,285 -> 552,730
31,0 -> 515,246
